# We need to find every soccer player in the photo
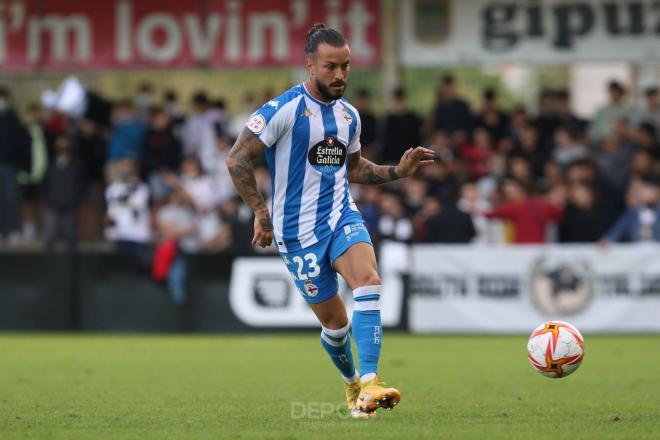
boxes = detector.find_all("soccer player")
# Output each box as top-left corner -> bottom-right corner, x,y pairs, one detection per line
226,24 -> 435,417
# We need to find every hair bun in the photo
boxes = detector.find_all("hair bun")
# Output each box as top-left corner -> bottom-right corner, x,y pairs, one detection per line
304,23 -> 345,56
307,23 -> 326,37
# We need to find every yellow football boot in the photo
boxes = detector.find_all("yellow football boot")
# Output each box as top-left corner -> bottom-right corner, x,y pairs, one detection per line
355,377 -> 401,414
344,380 -> 375,418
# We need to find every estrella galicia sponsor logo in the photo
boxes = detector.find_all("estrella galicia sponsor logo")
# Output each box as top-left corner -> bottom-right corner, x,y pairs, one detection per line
308,136 -> 346,174
530,256 -> 593,316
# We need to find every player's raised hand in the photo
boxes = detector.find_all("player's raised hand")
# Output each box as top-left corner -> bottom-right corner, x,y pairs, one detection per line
252,208 -> 274,248
395,147 -> 437,178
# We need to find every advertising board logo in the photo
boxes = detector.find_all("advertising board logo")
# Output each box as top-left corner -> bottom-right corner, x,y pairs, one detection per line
229,258 -> 322,327
530,256 -> 593,316
413,0 -> 451,44
254,275 -> 291,308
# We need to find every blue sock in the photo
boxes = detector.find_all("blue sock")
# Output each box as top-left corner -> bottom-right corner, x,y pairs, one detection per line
351,285 -> 382,379
320,323 -> 358,382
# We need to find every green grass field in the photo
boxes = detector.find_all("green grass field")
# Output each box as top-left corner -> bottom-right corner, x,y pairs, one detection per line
1,333 -> 659,439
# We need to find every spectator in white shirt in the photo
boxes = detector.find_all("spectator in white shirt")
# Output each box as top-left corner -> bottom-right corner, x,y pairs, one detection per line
207,135 -> 237,205
105,158 -> 151,255
636,87 -> 660,141
229,93 -> 257,139
178,157 -> 219,211
161,158 -> 231,252
181,92 -> 228,173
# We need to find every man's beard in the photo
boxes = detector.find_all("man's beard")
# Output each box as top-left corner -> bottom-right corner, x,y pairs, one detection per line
315,79 -> 346,101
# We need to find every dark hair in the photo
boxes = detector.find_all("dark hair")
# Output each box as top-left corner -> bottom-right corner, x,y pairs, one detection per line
557,123 -> 582,140
503,176 -> 532,195
608,80 -> 625,93
392,86 -> 406,99
304,23 -> 346,56
356,88 -> 371,98
192,91 -> 209,106
182,155 -> 203,171
26,102 -> 40,113
148,106 -> 165,117
640,122 -> 657,138
567,158 -> 599,175
538,88 -> 556,101
138,81 -> 153,93
115,99 -> 133,109
512,105 -> 527,115
164,90 -> 177,102
641,174 -> 660,187
483,87 -> 496,101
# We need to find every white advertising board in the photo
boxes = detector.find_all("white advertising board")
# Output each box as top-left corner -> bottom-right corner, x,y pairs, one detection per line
408,244 -> 660,333
401,0 -> 660,65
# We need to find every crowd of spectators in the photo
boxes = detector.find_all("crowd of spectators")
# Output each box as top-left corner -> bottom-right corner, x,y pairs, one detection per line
2,74 -> 660,258
356,76 -> 660,246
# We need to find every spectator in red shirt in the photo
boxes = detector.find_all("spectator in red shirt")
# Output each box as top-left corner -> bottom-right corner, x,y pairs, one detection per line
457,126 -> 492,180
484,178 -> 564,243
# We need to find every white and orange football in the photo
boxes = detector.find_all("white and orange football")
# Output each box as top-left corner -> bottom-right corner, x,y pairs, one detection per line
527,321 -> 585,378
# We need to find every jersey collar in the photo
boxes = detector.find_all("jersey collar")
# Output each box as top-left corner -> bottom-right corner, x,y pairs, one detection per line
302,83 -> 336,107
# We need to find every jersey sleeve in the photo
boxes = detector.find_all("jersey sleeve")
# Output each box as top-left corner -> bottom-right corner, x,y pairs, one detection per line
246,95 -> 297,148
347,114 -> 362,154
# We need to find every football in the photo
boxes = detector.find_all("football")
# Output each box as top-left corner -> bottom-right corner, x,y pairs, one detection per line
527,321 -> 585,378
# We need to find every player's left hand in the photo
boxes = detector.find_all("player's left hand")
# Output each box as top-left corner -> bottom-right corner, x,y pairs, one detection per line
395,147 -> 436,178
252,208 -> 274,248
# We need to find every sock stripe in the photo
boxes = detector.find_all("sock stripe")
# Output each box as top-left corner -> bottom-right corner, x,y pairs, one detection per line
319,326 -> 356,379
321,323 -> 350,338
353,299 -> 380,311
354,294 -> 380,302
353,285 -> 382,299
322,332 -> 345,343
321,332 -> 347,347
321,324 -> 350,346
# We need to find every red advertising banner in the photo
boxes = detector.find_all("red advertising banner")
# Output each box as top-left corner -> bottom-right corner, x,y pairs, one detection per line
0,0 -> 380,70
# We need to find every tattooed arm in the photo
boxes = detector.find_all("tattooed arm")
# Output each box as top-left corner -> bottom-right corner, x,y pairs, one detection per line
225,128 -> 274,247
347,147 -> 436,185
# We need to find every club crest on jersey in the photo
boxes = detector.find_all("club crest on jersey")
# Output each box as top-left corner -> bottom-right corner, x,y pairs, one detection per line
308,136 -> 346,174
304,280 -> 319,297
341,108 -> 353,124
247,114 -> 265,134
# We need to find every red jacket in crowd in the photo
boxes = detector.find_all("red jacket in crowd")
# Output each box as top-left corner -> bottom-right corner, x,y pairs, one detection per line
484,199 -> 564,243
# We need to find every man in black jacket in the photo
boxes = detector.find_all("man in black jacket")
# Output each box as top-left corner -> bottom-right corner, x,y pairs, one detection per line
0,87 -> 30,243
42,134 -> 83,252
432,74 -> 472,139
381,87 -> 422,164
424,199 -> 476,244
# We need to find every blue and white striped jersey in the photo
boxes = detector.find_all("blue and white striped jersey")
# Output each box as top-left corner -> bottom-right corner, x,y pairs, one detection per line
246,83 -> 362,253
